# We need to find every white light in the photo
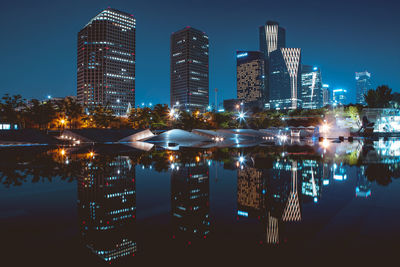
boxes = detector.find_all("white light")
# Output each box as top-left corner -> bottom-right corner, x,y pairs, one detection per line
239,156 -> 245,163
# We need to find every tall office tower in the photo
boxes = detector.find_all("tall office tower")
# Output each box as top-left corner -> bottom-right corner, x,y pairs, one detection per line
77,8 -> 136,116
333,89 -> 347,106
322,84 -> 331,107
259,21 -> 286,104
78,155 -> 137,263
170,27 -> 209,112
236,51 -> 265,103
269,48 -> 302,110
301,66 -> 323,109
356,71 -> 372,105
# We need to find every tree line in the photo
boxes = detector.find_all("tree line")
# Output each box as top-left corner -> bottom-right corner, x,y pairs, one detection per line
0,85 -> 397,131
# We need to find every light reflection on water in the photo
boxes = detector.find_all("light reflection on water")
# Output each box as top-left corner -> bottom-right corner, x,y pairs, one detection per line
1,139 -> 400,264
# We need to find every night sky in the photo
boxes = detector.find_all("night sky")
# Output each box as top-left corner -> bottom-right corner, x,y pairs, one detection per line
1,0 -> 399,105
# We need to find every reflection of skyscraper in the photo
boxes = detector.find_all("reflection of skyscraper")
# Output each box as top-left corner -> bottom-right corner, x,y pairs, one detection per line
282,161 -> 301,222
78,155 -> 136,263
356,166 -> 371,198
77,8 -> 136,115
171,159 -> 210,241
300,160 -> 323,203
237,166 -> 266,217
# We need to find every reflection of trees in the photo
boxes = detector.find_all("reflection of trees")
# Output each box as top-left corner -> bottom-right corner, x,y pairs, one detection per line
364,164 -> 396,186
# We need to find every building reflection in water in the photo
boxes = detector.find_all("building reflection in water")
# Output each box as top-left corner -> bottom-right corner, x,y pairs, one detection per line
77,154 -> 137,263
170,154 -> 210,243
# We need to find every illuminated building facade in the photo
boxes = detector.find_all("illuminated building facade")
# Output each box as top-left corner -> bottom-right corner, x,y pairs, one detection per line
171,160 -> 210,241
259,21 -> 286,104
170,27 -> 209,112
78,155 -> 137,263
269,48 -> 302,110
236,51 -> 265,104
77,8 -> 135,116
301,65 -> 323,109
333,88 -> 347,106
322,84 -> 331,107
356,71 -> 372,105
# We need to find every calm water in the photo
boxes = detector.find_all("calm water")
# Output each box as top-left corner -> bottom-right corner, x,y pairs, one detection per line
1,140 -> 400,265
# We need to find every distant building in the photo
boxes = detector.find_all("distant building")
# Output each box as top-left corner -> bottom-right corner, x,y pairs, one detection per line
77,8 -> 136,116
269,48 -> 302,110
301,66 -> 323,109
170,27 -> 209,112
322,84 -> 331,107
333,88 -> 347,106
236,51 -> 265,104
259,21 -> 286,104
356,71 -> 372,105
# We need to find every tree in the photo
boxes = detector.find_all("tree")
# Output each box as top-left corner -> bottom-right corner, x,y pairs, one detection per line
26,99 -> 57,130
90,105 -> 116,128
364,85 -> 393,108
0,94 -> 25,128
56,97 -> 84,128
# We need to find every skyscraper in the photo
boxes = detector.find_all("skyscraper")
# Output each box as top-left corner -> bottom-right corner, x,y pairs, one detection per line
259,21 -> 286,104
77,8 -> 136,116
269,48 -> 302,110
301,65 -> 323,109
236,51 -> 265,104
170,27 -> 209,112
322,84 -> 331,107
333,88 -> 347,106
356,71 -> 372,105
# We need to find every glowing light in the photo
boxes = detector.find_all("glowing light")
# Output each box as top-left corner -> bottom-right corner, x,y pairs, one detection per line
237,210 -> 248,217
321,123 -> 330,133
169,155 -> 174,161
195,156 -> 200,162
239,156 -> 245,163
322,138 -> 330,148
60,149 -> 66,156
237,52 -> 248,58
60,119 -> 66,125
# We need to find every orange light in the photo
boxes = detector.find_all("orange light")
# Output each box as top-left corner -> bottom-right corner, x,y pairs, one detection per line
196,156 -> 200,162
60,149 -> 66,156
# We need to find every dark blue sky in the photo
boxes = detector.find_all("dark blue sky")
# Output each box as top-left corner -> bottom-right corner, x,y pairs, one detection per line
1,0 -> 399,105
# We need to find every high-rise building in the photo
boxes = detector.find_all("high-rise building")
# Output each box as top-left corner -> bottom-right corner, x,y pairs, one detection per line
322,84 -> 331,107
301,65 -> 323,109
356,71 -> 372,105
170,27 -> 209,112
77,8 -> 136,116
269,48 -> 302,110
236,51 -> 265,104
259,21 -> 286,104
333,88 -> 347,106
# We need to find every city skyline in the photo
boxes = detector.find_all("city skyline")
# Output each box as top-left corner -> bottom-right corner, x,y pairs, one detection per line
1,0 -> 399,106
